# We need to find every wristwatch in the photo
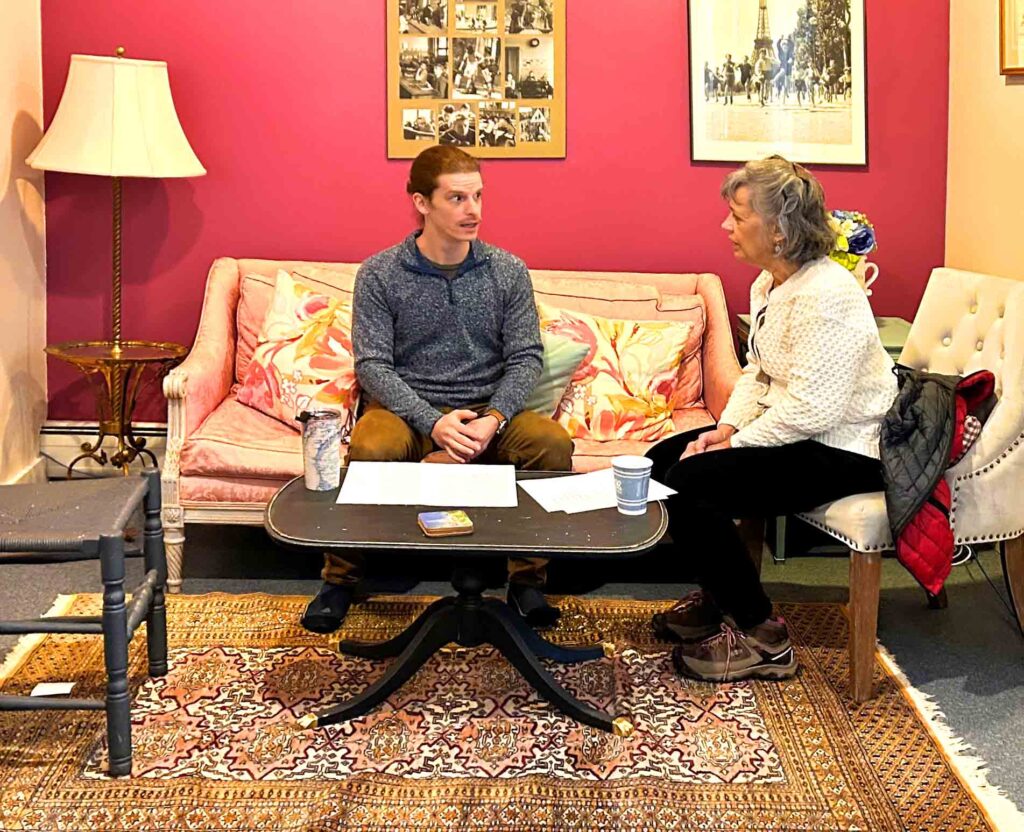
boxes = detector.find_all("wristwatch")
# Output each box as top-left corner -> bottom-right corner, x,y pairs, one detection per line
485,408 -> 508,435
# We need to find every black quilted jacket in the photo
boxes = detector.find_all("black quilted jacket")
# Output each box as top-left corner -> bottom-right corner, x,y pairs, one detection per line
880,367 -> 997,538
879,369 -> 960,538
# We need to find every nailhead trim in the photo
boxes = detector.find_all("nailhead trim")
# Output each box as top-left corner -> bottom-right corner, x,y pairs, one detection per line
795,512 -> 891,553
803,428 -> 1024,552
953,529 -> 1024,546
950,429 -> 1024,533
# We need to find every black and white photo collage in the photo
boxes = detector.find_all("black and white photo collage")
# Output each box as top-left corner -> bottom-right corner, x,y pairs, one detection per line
398,1 -> 555,147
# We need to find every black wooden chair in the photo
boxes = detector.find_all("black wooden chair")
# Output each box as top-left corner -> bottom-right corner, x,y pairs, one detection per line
0,468 -> 167,776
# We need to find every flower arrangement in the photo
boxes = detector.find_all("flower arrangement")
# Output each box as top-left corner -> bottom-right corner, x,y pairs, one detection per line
828,209 -> 877,272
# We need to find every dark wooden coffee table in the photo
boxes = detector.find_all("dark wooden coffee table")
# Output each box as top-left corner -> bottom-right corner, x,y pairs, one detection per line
265,469 -> 667,735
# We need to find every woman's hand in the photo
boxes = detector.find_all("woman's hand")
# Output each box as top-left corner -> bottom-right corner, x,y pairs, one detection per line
680,424 -> 737,460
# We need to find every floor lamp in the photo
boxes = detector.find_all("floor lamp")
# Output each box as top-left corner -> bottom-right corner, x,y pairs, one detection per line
28,48 -> 205,475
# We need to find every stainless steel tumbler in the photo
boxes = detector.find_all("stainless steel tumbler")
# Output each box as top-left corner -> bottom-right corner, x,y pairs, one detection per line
297,409 -> 343,491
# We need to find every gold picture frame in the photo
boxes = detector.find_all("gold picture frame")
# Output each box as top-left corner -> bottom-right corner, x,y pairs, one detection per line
1001,0 -> 1024,75
388,1 -> 566,158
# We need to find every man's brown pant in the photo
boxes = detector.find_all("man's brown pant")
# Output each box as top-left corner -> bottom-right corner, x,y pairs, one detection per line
323,401 -> 573,588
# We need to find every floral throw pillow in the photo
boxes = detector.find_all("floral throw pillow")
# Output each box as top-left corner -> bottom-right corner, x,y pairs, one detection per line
524,331 -> 591,417
537,301 -> 693,441
236,270 -> 359,432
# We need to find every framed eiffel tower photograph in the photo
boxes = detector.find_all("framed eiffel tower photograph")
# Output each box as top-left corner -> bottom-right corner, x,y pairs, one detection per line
687,0 -> 867,165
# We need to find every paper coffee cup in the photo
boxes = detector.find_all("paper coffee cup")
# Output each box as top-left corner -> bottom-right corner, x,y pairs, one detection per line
611,455 -> 653,515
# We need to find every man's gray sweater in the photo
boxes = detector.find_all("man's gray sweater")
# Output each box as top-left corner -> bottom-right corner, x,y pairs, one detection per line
352,232 -> 543,436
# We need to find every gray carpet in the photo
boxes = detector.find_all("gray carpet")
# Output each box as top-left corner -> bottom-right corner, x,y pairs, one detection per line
2,525 -> 1021,809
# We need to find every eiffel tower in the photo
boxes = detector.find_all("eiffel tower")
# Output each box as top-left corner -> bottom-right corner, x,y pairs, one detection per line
754,0 -> 775,58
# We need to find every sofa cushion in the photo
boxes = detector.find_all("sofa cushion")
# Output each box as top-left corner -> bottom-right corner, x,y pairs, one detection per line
180,395 -> 308,480
236,271 -> 359,430
538,302 -> 695,442
654,293 -> 705,408
236,265 -> 358,383
180,399 -> 714,484
179,475 -> 290,506
524,331 -> 591,417
570,406 -> 716,472
531,274 -> 664,318
531,275 -> 707,410
179,402 -> 714,483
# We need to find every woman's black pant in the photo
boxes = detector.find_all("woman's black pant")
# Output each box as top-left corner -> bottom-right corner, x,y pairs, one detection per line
646,427 -> 884,629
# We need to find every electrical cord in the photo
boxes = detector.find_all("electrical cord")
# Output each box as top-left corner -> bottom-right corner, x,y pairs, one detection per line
955,544 -> 1021,626
40,451 -> 105,479
951,544 -> 973,567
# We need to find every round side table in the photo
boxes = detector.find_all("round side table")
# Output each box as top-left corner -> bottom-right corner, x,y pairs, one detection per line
45,340 -> 188,476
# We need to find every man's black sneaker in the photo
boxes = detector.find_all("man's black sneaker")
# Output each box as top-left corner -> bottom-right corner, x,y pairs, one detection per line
507,584 -> 561,628
300,582 -> 356,634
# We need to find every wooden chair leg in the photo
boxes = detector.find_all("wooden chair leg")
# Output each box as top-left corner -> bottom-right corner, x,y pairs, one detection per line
738,517 -> 766,577
1003,534 -> 1024,635
163,524 -> 184,594
925,587 -> 948,609
848,550 -> 881,703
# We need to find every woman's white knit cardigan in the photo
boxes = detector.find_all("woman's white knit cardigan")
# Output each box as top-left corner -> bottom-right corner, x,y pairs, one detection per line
720,256 -> 898,460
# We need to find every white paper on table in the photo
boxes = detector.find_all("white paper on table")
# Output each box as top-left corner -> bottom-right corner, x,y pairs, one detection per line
31,682 -> 75,697
518,468 -> 676,514
513,475 -> 571,513
336,461 -> 518,507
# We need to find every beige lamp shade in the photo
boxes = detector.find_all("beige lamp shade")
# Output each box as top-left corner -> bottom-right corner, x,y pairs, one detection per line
27,54 -> 205,178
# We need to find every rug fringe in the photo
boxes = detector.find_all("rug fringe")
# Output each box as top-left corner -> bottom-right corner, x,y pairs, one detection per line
0,594 -> 77,684
877,644 -> 1024,831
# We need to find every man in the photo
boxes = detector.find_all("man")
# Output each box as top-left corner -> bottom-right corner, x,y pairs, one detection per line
440,114 -> 475,146
533,73 -> 553,98
755,50 -> 773,106
301,146 -> 572,634
432,60 -> 448,98
520,70 -> 538,98
722,54 -> 736,105
739,55 -> 753,100
429,0 -> 444,29
456,46 -> 481,94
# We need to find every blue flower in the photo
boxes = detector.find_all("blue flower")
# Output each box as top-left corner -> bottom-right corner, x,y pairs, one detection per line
846,225 -> 876,255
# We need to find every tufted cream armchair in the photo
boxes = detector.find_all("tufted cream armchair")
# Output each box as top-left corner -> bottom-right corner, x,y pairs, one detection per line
796,267 -> 1024,702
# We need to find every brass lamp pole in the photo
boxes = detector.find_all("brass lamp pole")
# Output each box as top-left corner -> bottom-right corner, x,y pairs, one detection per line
110,45 -> 127,352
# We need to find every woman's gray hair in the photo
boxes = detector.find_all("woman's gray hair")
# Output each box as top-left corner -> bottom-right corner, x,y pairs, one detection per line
720,155 -> 835,265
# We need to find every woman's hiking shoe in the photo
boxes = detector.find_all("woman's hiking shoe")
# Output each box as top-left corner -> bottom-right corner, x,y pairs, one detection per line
651,590 -> 725,643
671,617 -> 798,682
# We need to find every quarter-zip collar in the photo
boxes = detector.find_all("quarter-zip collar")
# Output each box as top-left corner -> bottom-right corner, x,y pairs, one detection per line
399,230 -> 491,278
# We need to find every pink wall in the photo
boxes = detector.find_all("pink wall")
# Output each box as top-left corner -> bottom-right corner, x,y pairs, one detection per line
42,1 -> 950,421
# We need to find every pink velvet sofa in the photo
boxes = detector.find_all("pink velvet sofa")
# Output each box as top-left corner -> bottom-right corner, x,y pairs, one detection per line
161,258 -> 742,591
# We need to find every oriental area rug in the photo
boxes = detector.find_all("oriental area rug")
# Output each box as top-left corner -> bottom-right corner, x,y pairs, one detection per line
0,593 -> 1018,831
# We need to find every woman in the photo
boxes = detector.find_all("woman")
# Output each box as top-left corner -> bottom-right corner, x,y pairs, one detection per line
647,156 -> 897,682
